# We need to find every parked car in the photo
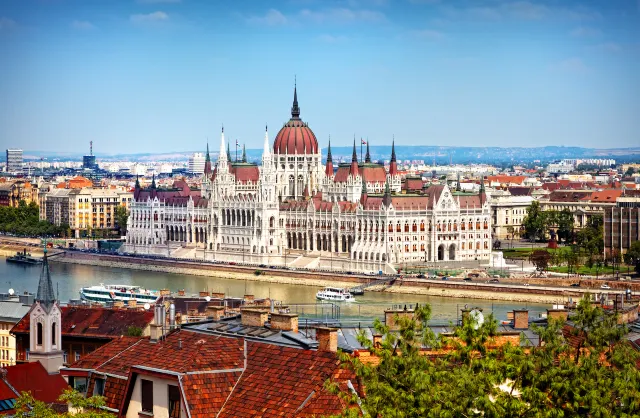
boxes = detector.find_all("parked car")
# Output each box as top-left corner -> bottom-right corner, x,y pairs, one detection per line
570,283 -> 581,287
441,276 -> 449,281
463,277 -> 472,282
417,274 -> 425,279
600,284 -> 611,289
487,278 -> 499,284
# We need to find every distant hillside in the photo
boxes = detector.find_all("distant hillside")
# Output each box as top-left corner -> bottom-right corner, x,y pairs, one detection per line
17,145 -> 640,164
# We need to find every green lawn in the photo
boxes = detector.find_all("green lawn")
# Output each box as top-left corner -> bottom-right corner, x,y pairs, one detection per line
547,265 -> 625,276
502,247 -> 554,259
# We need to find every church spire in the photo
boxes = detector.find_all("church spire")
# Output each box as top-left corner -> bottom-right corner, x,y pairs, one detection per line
383,180 -> 392,207
205,142 -> 210,163
36,246 -> 56,310
325,137 -> 334,177
391,138 -> 396,162
291,77 -> 300,119
352,138 -> 358,163
365,140 -> 371,163
135,175 -> 140,189
227,142 -> 231,161
242,144 -> 247,163
151,173 -> 156,189
389,136 -> 398,176
204,141 -> 212,175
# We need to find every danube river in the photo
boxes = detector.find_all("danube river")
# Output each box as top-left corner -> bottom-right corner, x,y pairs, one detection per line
1,258 -> 549,322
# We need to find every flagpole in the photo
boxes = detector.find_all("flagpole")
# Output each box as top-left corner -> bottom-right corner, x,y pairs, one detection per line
236,140 -> 238,162
360,140 -> 363,162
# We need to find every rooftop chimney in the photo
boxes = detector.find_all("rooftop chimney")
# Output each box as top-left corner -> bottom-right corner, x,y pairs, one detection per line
384,306 -> 415,331
241,308 -> 269,327
513,309 -> 529,330
199,291 -> 210,298
207,306 -> 226,321
270,312 -> 299,333
316,327 -> 338,352
178,289 -> 185,297
546,308 -> 568,323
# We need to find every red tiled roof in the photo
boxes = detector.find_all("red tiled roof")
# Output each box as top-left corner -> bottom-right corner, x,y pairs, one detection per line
5,362 -> 69,404
508,186 -> 533,196
457,194 -> 486,208
361,165 -> 387,183
487,175 -> 526,185
334,166 -> 352,183
182,371 -> 242,417
391,195 -> 431,210
273,120 -> 319,155
562,325 -> 584,349
11,306 -> 154,338
65,329 -> 350,416
231,164 -> 260,184
216,343 -> 340,417
585,189 -> 623,202
404,178 -> 423,191
295,368 -> 361,417
546,190 -> 592,203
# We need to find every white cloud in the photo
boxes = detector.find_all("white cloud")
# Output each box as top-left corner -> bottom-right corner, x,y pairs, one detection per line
570,26 -> 601,38
246,9 -> 287,26
553,57 -> 589,73
0,17 -> 17,30
130,11 -> 169,23
136,0 -> 180,3
317,34 -> 348,43
71,20 -> 95,30
299,8 -> 385,23
411,29 -> 444,40
591,42 -> 622,53
502,1 -> 548,20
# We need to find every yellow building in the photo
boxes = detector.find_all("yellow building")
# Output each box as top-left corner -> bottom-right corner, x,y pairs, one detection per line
0,179 -> 39,207
42,187 -> 133,237
0,293 -> 32,367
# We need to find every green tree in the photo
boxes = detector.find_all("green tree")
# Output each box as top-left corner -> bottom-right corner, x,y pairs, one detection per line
13,389 -> 115,417
521,201 -> 548,242
114,205 -> 129,235
529,249 -> 551,272
623,240 -> 640,274
555,208 -> 574,243
126,326 -> 143,337
576,214 -> 604,257
624,167 -> 636,177
330,295 -> 640,417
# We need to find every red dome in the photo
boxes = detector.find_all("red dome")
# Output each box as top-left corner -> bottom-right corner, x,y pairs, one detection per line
273,120 -> 319,155
273,84 -> 319,155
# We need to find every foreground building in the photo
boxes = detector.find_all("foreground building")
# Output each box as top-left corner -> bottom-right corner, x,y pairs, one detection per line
125,86 -> 492,271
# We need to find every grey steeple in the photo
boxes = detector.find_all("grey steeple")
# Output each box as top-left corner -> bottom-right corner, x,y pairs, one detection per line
291,79 -> 301,119
242,144 -> 247,163
326,138 -> 332,163
36,247 -> 56,309
365,140 -> 371,163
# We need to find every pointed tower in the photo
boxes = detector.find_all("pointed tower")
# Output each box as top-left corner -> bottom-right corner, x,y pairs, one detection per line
242,144 -> 247,163
479,176 -> 486,205
226,142 -> 232,162
350,138 -> 359,176
325,138 -> 334,177
291,79 -> 301,120
365,140 -> 371,164
135,175 -> 140,190
151,173 -> 156,189
361,176 -> 368,201
204,141 -> 212,175
29,247 -> 63,373
456,171 -> 461,192
389,138 -> 398,175
383,180 -> 392,207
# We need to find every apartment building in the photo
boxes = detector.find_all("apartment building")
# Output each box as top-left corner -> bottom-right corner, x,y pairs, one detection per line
0,180 -> 38,207
43,187 -> 133,237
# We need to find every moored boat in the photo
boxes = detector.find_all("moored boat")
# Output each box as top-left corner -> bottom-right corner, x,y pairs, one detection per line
80,283 -> 160,304
316,287 -> 355,302
6,249 -> 42,265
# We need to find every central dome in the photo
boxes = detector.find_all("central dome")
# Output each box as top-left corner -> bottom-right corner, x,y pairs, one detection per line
273,85 -> 319,155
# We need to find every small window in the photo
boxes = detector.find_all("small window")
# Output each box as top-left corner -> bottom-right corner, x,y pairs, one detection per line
93,378 -> 105,396
168,385 -> 181,418
72,376 -> 88,393
36,323 -> 43,346
51,322 -> 57,346
141,379 -> 153,413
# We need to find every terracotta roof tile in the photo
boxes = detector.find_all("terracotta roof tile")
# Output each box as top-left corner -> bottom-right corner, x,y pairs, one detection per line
183,371 -> 243,417
4,362 -> 69,404
11,306 -> 154,339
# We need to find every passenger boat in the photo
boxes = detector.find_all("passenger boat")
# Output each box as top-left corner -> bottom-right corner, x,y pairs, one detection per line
80,284 -> 160,304
6,250 -> 42,265
316,287 -> 355,302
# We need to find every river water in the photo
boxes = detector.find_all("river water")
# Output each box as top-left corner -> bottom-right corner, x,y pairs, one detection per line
0,257 -> 549,322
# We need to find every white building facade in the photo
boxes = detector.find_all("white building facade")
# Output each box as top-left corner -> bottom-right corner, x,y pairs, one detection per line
125,87 -> 492,271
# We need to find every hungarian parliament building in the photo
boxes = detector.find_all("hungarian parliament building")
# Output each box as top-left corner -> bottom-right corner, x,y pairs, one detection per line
125,87 -> 492,272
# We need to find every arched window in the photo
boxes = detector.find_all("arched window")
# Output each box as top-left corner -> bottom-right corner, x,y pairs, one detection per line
52,322 -> 57,346
412,222 -> 417,232
37,322 -> 43,346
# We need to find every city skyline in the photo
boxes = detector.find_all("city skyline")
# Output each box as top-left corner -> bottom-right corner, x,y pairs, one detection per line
1,0 -> 639,154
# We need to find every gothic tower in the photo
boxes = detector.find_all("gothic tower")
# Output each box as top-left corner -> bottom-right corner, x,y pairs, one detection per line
29,248 -> 63,373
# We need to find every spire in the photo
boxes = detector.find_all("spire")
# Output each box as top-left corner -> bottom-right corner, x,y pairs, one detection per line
361,176 -> 368,194
242,144 -> 247,163
383,180 -> 392,207
456,171 -> 461,192
219,125 -> 227,163
325,137 -> 334,177
36,246 -> 56,310
263,124 -> 271,156
205,141 -> 210,163
135,175 -> 140,189
365,140 -> 371,163
204,141 -> 212,175
389,137 -> 398,176
151,173 -> 156,189
352,138 -> 358,163
391,138 -> 396,162
227,142 -> 231,161
291,78 -> 301,119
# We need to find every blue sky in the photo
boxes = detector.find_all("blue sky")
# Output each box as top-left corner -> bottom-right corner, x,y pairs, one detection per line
0,0 -> 638,154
